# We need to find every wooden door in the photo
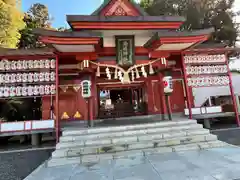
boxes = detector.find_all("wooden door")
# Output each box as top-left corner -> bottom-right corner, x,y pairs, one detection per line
169,80 -> 185,113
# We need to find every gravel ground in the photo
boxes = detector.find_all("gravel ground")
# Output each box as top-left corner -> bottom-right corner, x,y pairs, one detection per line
0,149 -> 54,180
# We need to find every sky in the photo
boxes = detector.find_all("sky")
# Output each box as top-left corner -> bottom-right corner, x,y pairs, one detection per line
22,0 -> 240,28
22,0 -> 103,27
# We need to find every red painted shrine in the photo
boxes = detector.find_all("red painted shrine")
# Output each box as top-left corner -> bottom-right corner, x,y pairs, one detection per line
0,0 -> 239,139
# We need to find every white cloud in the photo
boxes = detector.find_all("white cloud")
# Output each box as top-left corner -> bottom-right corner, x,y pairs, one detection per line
233,0 -> 240,23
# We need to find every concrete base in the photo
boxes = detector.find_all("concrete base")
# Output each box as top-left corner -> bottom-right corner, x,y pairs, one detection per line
204,119 -> 211,129
31,134 -> 42,146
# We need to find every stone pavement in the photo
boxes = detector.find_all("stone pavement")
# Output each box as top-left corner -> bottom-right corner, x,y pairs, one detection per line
25,146 -> 240,180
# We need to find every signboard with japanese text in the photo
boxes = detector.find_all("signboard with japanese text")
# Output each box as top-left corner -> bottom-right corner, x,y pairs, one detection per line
115,35 -> 135,67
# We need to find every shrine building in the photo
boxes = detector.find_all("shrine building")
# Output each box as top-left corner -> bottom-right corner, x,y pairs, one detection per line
0,0 -> 239,140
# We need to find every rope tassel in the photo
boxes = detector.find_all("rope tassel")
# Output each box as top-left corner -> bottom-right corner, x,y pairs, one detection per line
135,67 -> 140,78
114,68 -> 118,79
149,64 -> 154,74
96,65 -> 100,77
131,70 -> 135,81
141,66 -> 147,77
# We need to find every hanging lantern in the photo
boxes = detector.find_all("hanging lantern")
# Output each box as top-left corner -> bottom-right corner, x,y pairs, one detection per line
22,86 -> 27,96
11,61 -> 17,70
149,64 -> 154,74
39,60 -> 44,69
39,72 -> 44,82
50,72 -> 55,81
28,73 -> 34,83
50,59 -> 56,69
34,72 -> 39,82
27,86 -> 34,96
16,86 -> 21,96
5,74 -> 10,83
135,67 -> 140,78
22,60 -> 27,69
10,86 -> 16,97
33,85 -> 39,95
4,87 -> 10,97
33,60 -> 40,69
39,85 -> 45,95
50,85 -> 56,95
44,85 -> 50,95
5,60 -> 10,70
44,60 -> 50,69
96,66 -> 100,77
44,72 -> 50,82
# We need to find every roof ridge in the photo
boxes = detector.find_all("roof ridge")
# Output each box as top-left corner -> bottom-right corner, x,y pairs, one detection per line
91,0 -> 148,16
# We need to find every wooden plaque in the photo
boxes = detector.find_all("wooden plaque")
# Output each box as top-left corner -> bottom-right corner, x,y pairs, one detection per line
115,35 -> 135,67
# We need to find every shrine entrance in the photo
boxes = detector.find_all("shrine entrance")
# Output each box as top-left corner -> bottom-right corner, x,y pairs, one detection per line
98,85 -> 147,119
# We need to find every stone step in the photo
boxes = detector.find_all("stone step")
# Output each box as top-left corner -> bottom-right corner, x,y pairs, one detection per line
48,140 -> 228,167
62,119 -> 197,136
52,134 -> 218,158
56,128 -> 210,150
59,123 -> 203,143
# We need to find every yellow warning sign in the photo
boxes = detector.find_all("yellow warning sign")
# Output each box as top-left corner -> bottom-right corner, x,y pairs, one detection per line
61,112 -> 69,119
74,111 -> 82,118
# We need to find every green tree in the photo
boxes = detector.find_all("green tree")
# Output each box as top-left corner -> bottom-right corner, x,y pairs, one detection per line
18,3 -> 52,49
140,0 -> 238,45
28,3 -> 51,28
0,0 -> 25,48
57,27 -> 71,32
18,14 -> 39,49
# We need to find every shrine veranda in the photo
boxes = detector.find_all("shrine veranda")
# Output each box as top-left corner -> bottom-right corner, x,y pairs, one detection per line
0,0 -> 239,141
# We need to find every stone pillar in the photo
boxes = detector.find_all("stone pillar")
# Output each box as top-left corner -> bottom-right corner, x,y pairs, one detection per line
31,134 -> 42,146
204,119 -> 211,129
19,135 -> 29,144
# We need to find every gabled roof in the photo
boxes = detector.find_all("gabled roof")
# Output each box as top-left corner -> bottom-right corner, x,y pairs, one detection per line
33,28 -> 102,38
91,0 -> 148,16
0,47 -> 54,57
144,28 -> 214,49
67,15 -> 185,23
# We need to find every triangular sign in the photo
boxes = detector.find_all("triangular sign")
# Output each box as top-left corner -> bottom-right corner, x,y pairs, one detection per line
61,112 -> 69,119
74,111 -> 82,119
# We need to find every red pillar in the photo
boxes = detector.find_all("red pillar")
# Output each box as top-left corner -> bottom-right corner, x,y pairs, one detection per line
226,54 -> 240,126
181,53 -> 192,119
55,55 -> 60,142
146,77 -> 154,114
88,98 -> 93,123
87,73 -> 95,126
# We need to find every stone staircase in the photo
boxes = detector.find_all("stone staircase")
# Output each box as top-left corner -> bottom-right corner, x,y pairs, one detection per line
48,119 -> 228,167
